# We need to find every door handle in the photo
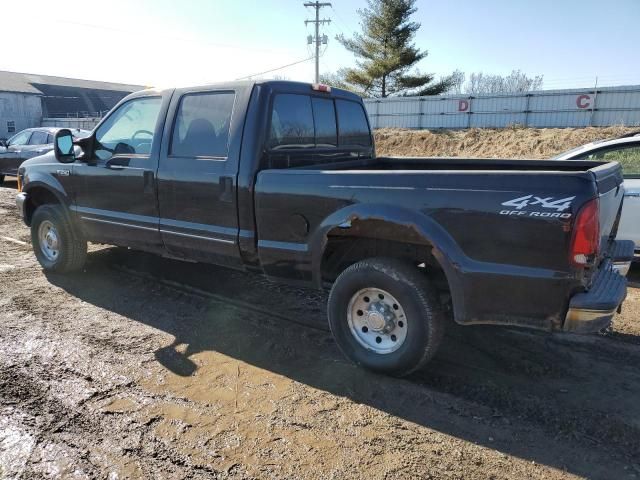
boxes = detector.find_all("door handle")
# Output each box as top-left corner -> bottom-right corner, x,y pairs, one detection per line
143,170 -> 155,194
220,176 -> 233,203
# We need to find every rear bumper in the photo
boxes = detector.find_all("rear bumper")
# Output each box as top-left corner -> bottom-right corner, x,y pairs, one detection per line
15,192 -> 28,225
610,239 -> 635,276
563,260 -> 627,333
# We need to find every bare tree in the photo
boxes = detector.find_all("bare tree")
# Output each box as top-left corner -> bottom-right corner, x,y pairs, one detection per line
445,70 -> 466,94
464,70 -> 543,95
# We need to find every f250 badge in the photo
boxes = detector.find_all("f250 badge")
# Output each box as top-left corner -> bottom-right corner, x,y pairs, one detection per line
500,194 -> 575,218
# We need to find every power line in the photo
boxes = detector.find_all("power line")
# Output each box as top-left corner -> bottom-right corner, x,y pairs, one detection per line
330,4 -> 357,35
33,16 -> 282,55
234,56 -> 315,80
304,2 -> 332,83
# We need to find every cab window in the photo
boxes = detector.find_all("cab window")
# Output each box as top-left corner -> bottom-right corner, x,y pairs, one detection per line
582,145 -> 640,177
312,97 -> 337,147
336,99 -> 372,147
170,92 -> 235,158
269,94 -> 315,149
94,97 -> 162,161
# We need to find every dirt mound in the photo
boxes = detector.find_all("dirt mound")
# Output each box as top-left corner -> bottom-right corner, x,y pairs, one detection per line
374,126 -> 639,159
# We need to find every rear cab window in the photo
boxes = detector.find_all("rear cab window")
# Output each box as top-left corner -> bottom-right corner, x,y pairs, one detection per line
266,90 -> 372,167
336,99 -> 372,147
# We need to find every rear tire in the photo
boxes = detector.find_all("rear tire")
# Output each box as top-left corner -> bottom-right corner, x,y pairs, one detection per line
31,204 -> 87,273
328,257 -> 444,376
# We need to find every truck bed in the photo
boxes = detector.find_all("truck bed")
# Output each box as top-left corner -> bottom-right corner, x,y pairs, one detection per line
254,157 -> 624,330
304,156 -> 612,173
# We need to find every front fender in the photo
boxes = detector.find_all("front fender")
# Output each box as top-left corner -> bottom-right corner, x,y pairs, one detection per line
23,173 -> 71,207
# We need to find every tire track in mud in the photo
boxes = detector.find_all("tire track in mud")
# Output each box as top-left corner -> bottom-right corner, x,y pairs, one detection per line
0,363 -> 231,479
107,253 -> 640,463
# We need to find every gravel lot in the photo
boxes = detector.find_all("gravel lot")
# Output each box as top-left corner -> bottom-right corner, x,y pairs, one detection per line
1,177 -> 639,480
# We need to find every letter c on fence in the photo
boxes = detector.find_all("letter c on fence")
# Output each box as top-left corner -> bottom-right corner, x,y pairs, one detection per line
576,94 -> 591,109
458,100 -> 469,112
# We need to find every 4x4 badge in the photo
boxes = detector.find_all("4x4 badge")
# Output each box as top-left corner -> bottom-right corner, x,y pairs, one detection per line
501,195 -> 575,212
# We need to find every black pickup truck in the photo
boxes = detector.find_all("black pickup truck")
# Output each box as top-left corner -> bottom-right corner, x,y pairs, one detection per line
15,80 -> 632,376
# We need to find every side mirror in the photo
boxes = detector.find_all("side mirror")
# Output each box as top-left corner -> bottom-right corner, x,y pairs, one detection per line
54,129 -> 75,163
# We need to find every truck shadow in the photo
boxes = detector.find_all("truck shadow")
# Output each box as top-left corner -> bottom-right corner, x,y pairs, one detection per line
46,247 -> 640,479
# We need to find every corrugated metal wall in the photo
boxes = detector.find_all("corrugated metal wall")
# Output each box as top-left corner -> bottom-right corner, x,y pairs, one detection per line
0,92 -> 42,138
364,85 -> 640,129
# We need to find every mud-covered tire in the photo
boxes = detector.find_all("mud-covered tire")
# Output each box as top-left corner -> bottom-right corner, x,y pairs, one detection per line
31,204 -> 87,273
328,257 -> 444,376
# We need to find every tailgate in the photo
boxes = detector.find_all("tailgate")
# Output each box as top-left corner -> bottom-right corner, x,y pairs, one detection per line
590,161 -> 625,253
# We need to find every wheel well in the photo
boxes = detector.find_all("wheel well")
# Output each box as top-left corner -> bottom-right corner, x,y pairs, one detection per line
24,187 -> 61,225
321,225 -> 452,308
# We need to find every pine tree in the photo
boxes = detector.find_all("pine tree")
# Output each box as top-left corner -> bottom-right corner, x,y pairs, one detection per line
337,0 -> 451,97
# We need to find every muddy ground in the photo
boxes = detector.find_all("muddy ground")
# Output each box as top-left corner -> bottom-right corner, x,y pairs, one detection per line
0,178 -> 639,480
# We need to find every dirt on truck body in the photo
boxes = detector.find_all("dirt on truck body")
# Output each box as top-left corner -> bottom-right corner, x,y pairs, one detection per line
1,180 -> 640,479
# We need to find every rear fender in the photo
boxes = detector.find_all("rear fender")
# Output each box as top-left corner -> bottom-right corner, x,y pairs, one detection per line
310,203 -> 468,322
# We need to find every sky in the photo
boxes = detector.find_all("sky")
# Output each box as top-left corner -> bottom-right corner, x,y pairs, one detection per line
3,0 -> 640,90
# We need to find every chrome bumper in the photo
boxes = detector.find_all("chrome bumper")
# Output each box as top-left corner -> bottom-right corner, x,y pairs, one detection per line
563,261 -> 627,333
610,239 -> 635,277
15,192 -> 28,224
613,260 -> 631,276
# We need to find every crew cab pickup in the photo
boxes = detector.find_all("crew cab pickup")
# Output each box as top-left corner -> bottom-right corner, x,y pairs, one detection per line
15,80 -> 632,376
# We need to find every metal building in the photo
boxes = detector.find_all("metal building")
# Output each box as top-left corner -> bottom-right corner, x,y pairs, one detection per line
0,70 -> 143,139
364,85 -> 640,130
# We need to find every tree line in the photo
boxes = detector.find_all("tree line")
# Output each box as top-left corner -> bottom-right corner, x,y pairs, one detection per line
323,0 -> 544,97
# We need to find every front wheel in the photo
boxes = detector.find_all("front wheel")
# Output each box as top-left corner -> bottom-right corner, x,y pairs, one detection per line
328,258 -> 444,376
31,204 -> 87,273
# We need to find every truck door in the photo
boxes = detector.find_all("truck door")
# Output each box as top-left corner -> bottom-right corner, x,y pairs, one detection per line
157,87 -> 242,266
73,95 -> 165,250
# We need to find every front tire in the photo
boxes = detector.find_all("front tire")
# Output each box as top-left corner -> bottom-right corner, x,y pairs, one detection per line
31,204 -> 87,273
328,258 -> 444,376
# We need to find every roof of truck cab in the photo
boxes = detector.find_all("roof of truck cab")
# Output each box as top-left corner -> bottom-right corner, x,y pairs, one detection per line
129,80 -> 363,102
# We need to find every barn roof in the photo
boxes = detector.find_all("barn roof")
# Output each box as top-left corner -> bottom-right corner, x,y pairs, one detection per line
0,70 -> 143,95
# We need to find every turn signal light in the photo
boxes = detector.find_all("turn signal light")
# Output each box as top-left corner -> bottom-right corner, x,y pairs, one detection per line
569,198 -> 600,267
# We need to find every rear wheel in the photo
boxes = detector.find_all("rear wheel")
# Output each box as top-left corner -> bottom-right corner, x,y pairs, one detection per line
31,204 -> 87,272
328,257 -> 444,376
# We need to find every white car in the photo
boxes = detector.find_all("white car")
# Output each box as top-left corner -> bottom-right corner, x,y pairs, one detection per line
554,131 -> 640,251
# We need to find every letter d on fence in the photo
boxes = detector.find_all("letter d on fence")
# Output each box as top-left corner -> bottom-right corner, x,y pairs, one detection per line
458,100 -> 469,112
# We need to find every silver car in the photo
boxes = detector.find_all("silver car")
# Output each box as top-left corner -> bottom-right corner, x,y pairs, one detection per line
0,127 -> 91,185
554,131 -> 640,250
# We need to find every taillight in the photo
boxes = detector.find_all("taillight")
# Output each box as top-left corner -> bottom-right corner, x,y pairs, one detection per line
570,198 -> 600,267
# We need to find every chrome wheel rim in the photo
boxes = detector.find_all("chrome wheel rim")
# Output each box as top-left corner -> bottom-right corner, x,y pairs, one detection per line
38,220 -> 60,262
347,288 -> 408,354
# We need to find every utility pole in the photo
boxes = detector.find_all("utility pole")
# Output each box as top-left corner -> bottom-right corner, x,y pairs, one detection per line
304,1 -> 331,83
